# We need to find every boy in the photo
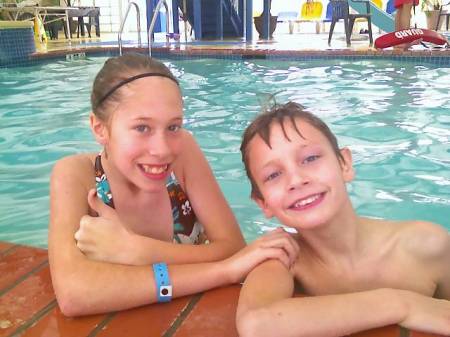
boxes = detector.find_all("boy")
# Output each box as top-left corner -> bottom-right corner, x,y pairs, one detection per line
236,102 -> 450,336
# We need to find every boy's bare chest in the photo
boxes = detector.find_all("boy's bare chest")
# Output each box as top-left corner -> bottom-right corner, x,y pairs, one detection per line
293,256 -> 436,297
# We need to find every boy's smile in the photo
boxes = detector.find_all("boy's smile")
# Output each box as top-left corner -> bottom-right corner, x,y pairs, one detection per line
247,117 -> 354,230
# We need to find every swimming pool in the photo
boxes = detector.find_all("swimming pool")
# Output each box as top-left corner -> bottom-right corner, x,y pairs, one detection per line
1,56 -> 449,247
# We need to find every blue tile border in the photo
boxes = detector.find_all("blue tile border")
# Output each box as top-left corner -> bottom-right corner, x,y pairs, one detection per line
2,45 -> 450,68
0,27 -> 36,67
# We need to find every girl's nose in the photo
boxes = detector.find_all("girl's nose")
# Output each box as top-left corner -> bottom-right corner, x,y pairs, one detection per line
148,132 -> 171,157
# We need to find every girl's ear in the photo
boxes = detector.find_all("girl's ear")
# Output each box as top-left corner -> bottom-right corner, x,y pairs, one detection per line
252,194 -> 274,219
90,113 -> 109,145
339,147 -> 355,182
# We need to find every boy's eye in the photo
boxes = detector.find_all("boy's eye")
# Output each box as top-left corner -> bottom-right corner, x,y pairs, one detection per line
135,125 -> 149,133
264,171 -> 281,182
303,155 -> 320,164
168,124 -> 182,132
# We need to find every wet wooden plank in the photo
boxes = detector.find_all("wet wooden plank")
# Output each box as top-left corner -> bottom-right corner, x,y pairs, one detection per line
173,285 -> 241,337
410,332 -> 447,337
20,306 -> 107,337
351,325 -> 401,337
95,296 -> 194,337
0,266 -> 55,337
0,242 -> 15,253
0,245 -> 48,293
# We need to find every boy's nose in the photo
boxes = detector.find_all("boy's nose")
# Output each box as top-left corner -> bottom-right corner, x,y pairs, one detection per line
287,170 -> 309,191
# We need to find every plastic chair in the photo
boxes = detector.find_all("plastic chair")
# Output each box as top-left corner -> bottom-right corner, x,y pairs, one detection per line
277,11 -> 299,34
296,1 -> 324,33
321,2 -> 334,29
328,0 -> 373,46
436,1 -> 450,31
324,1 -> 333,21
301,1 -> 323,20
386,0 -> 396,14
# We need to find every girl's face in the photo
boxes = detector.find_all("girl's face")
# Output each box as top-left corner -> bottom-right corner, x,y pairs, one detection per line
99,76 -> 184,192
247,118 -> 354,230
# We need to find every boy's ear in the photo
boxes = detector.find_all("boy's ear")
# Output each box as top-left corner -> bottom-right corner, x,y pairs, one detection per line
252,194 -> 274,219
339,147 -> 355,182
90,113 -> 109,145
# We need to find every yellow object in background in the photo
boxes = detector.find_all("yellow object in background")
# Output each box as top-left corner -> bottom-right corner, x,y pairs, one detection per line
300,1 -> 323,20
34,16 -> 47,43
371,0 -> 383,8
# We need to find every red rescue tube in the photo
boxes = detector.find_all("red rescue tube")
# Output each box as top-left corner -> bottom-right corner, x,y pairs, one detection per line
375,28 -> 448,49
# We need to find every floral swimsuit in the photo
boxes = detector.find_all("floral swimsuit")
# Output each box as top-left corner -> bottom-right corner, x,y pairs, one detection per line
94,154 -> 206,244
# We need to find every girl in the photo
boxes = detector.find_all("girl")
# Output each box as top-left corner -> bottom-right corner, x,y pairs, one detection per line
48,54 -> 298,317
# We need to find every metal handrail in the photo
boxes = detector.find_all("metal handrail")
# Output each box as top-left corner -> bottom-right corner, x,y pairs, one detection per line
148,0 -> 170,57
118,1 -> 141,56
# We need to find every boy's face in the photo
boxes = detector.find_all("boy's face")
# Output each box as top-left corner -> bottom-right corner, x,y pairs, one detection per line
247,118 -> 354,230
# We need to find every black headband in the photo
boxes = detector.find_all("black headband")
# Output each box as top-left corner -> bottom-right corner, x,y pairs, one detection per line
95,72 -> 179,109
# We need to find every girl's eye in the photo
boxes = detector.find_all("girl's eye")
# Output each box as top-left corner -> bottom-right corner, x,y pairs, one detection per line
135,125 -> 149,133
303,155 -> 320,164
264,171 -> 281,182
168,124 -> 182,132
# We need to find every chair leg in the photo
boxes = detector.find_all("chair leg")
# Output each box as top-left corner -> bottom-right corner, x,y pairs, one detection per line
436,12 -> 442,31
344,17 -> 351,46
367,17 -> 373,46
328,19 -> 337,45
348,18 -> 355,35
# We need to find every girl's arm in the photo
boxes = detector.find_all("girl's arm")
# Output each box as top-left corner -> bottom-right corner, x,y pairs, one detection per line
75,131 -> 246,266
236,260 -> 450,337
49,156 -> 298,316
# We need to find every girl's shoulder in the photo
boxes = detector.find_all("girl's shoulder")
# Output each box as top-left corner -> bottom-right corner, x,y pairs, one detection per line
172,130 -> 205,185
51,153 -> 97,187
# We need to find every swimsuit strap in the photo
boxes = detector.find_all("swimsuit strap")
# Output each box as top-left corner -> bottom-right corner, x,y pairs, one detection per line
166,172 -> 197,236
94,153 -> 115,208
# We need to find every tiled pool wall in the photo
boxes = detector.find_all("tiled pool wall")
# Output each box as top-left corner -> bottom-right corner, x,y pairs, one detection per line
1,44 -> 450,67
0,24 -> 36,67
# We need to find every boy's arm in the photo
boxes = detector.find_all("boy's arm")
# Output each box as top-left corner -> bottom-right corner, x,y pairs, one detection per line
236,260 -> 450,337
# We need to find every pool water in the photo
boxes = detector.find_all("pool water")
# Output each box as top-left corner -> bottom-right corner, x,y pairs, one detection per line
1,56 -> 449,247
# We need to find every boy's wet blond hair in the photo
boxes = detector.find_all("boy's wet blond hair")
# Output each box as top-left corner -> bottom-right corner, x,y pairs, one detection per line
240,102 -> 344,199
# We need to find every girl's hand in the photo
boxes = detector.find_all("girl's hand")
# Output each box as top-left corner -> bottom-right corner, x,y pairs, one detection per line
399,290 -> 450,335
75,189 -> 139,265
221,228 -> 300,284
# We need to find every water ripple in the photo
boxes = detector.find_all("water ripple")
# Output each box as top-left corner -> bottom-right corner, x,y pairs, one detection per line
1,57 -> 449,246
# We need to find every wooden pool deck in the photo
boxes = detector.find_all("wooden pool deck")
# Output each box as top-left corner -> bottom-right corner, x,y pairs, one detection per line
0,241 -> 445,337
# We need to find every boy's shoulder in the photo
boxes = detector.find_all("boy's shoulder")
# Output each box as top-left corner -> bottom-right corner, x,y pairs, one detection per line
387,219 -> 449,261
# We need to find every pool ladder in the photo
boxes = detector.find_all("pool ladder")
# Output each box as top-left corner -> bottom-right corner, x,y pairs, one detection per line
117,0 -> 170,57
148,0 -> 171,57
118,1 -> 141,56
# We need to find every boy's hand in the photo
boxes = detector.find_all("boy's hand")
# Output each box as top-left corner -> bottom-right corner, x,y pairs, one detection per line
74,189 -> 138,265
399,290 -> 450,335
221,228 -> 300,284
